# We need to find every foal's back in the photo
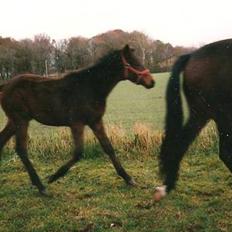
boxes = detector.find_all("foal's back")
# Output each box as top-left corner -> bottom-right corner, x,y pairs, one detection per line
0,74 -> 74,126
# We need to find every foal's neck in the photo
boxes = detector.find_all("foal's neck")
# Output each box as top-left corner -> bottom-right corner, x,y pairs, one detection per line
89,64 -> 122,100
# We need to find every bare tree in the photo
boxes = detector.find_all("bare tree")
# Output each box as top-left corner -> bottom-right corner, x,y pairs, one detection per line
32,34 -> 53,75
0,30 -> 195,78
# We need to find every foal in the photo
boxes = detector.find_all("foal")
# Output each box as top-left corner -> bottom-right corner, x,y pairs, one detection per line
0,45 -> 154,194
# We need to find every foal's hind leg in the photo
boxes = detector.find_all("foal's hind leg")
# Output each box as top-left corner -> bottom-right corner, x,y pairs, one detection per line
90,120 -> 135,186
216,117 -> 232,173
159,114 -> 208,193
48,123 -> 84,183
15,120 -> 46,194
0,120 -> 16,160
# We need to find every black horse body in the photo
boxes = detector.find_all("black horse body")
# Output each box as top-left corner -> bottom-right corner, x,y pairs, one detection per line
159,39 -> 232,193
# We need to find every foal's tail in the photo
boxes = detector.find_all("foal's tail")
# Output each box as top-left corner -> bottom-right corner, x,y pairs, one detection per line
165,54 -> 191,135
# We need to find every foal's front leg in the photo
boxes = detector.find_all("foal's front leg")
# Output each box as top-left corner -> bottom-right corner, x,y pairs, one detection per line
90,120 -> 136,186
48,123 -> 84,183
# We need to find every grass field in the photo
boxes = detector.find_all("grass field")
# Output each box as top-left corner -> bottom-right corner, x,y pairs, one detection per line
0,73 -> 232,232
105,72 -> 168,130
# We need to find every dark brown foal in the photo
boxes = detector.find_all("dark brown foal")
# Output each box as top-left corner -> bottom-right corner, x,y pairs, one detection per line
0,45 -> 154,194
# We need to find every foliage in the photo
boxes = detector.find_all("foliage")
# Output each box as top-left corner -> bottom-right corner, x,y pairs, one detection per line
0,30 -> 194,79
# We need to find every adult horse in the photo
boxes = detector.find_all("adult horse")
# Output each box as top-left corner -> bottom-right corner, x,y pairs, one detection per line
0,45 -> 154,195
155,39 -> 232,200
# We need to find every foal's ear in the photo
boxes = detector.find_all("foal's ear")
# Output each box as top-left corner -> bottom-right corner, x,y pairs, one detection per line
122,44 -> 135,54
122,44 -> 131,54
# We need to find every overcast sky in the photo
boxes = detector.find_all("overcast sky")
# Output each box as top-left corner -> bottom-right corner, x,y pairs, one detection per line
1,0 -> 232,47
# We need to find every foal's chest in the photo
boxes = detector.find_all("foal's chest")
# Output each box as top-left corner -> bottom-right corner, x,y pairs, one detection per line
88,101 -> 106,120
91,101 -> 106,117
73,100 -> 106,124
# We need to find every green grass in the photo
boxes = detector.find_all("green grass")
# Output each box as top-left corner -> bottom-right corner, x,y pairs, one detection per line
105,72 -> 168,130
0,73 -> 232,232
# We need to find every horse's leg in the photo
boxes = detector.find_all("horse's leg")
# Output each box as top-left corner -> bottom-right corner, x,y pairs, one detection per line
0,120 -> 16,159
216,117 -> 232,173
15,120 -> 46,194
159,114 -> 208,193
90,120 -> 135,186
48,123 -> 84,183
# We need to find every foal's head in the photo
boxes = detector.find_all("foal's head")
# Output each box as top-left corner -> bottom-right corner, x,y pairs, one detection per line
121,45 -> 155,89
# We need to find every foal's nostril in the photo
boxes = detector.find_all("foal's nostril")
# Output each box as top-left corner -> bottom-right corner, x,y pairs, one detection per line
145,80 -> 155,89
150,80 -> 155,88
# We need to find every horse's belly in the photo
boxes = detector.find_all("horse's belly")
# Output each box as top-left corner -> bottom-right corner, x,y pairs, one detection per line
34,117 -> 69,126
31,112 -> 68,126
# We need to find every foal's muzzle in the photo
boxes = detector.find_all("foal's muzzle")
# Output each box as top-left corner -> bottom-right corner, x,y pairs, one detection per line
137,74 -> 155,89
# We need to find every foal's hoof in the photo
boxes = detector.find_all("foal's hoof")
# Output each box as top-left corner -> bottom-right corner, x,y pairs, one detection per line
39,189 -> 53,198
153,185 -> 167,202
47,175 -> 57,184
126,179 -> 137,187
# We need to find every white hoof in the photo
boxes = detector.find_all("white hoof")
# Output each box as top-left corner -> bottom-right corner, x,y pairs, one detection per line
153,185 -> 167,202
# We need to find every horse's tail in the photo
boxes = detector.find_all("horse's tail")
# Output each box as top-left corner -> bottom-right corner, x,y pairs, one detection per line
165,54 -> 191,135
158,54 -> 191,193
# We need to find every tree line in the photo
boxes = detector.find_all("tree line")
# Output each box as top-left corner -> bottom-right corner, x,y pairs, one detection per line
0,30 -> 194,79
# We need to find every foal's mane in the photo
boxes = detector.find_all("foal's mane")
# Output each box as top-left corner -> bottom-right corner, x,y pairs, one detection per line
63,49 -> 121,80
95,49 -> 121,66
